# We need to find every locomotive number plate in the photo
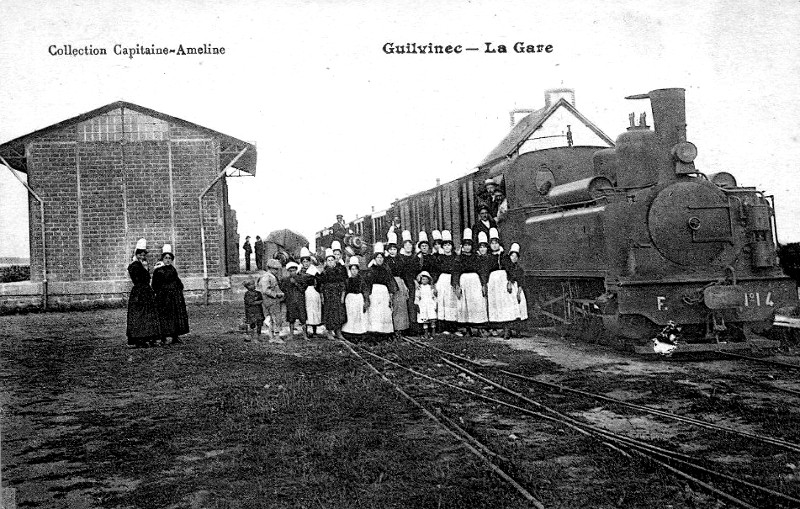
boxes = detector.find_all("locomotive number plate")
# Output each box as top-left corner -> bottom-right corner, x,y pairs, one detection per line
743,292 -> 774,307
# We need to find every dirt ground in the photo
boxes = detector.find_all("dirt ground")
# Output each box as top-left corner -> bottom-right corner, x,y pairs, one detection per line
2,305 -> 800,508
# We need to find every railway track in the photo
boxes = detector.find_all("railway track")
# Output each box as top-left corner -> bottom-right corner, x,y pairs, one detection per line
340,336 -> 800,508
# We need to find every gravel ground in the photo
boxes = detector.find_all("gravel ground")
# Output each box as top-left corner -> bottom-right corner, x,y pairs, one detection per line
2,305 -> 800,508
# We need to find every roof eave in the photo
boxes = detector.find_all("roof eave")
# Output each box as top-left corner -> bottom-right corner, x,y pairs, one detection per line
0,101 -> 258,174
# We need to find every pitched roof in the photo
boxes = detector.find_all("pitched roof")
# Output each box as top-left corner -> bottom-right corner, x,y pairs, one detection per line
0,101 -> 257,175
478,98 -> 614,169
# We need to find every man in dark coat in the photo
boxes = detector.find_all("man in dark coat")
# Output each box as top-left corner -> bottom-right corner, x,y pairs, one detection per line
484,179 -> 500,219
331,214 -> 351,247
243,236 -> 253,272
254,236 -> 264,270
471,204 -> 497,244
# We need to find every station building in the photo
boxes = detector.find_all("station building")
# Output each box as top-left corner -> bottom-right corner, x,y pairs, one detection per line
0,102 -> 256,311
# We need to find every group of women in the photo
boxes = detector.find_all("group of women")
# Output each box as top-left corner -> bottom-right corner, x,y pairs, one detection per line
301,226 -> 528,341
126,238 -> 190,348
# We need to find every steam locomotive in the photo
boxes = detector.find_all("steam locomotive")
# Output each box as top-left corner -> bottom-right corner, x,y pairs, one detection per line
316,88 -> 799,352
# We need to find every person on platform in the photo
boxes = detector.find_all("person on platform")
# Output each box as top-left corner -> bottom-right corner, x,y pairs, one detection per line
254,236 -> 264,271
508,242 -> 529,336
243,236 -> 253,272
299,247 -> 323,338
242,280 -> 264,340
258,259 -> 285,343
126,238 -> 161,348
485,228 -> 517,339
365,242 -> 396,340
280,261 -> 308,340
342,256 -> 369,339
472,204 -> 497,245
152,243 -> 190,345
384,232 -> 409,338
331,214 -> 352,247
317,248 -> 347,340
435,230 -> 459,334
415,271 -> 438,339
453,228 -> 489,337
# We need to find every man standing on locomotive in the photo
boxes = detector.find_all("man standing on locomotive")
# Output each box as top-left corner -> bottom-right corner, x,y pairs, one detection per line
331,214 -> 351,248
472,204 -> 497,245
493,189 -> 509,224
484,179 -> 501,219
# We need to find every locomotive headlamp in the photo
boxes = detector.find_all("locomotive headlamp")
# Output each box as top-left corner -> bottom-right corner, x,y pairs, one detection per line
672,141 -> 698,163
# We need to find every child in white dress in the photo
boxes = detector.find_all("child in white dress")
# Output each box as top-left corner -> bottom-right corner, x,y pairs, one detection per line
415,271 -> 438,339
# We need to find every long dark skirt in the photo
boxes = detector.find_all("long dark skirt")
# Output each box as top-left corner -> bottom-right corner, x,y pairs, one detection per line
155,286 -> 190,337
285,287 -> 307,323
127,285 -> 161,345
321,282 -> 347,330
152,265 -> 190,338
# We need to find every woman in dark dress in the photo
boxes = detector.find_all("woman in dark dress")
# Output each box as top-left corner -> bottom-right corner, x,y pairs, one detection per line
152,243 -> 190,345
126,238 -> 161,347
317,248 -> 347,340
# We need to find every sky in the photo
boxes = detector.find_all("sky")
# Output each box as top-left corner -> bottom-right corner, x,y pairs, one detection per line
1,0 -> 799,258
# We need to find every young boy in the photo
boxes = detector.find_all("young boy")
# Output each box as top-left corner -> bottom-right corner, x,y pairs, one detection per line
280,262 -> 308,340
257,259 -> 285,343
243,280 -> 264,340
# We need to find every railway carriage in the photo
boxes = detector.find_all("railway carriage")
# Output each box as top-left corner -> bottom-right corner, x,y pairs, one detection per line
317,88 -> 799,352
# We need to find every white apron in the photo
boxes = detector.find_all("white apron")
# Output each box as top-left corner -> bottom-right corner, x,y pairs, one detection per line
436,273 -> 459,322
457,273 -> 488,324
343,293 -> 368,334
487,270 -> 518,323
368,284 -> 394,333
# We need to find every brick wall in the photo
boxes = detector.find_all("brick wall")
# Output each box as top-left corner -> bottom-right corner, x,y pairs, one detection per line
25,117 -> 232,282
28,138 -> 80,282
78,143 -> 127,280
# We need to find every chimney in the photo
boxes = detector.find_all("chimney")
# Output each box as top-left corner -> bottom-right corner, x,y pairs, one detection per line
371,205 -> 375,212
436,178 -> 440,186
544,88 -> 576,108
647,88 -> 686,147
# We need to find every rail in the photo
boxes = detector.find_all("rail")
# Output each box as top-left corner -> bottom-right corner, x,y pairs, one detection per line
397,337 -> 800,507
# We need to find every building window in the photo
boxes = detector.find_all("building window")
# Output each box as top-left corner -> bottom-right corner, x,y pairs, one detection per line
78,108 -> 168,142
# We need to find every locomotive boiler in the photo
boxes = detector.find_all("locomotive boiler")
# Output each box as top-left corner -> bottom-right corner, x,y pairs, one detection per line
316,88 -> 798,352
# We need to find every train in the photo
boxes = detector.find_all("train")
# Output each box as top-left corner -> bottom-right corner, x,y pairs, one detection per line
316,88 -> 799,353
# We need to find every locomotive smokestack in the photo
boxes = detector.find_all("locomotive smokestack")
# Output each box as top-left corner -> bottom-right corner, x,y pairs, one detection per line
625,88 -> 686,147
648,88 -> 686,148
625,88 -> 688,183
